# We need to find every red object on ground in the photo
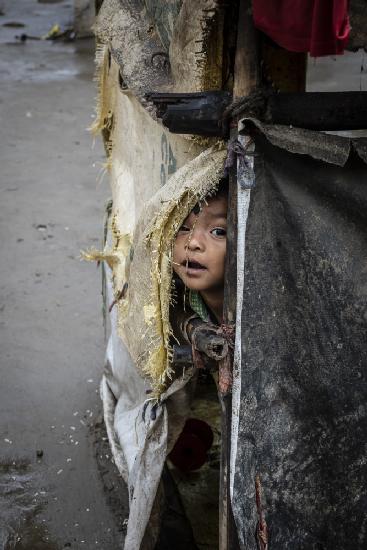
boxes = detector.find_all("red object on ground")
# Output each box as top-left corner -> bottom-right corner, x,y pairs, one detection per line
252,0 -> 350,57
168,418 -> 214,472
184,418 -> 214,451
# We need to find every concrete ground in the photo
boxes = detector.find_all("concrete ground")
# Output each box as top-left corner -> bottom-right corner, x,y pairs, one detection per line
0,1 -> 127,548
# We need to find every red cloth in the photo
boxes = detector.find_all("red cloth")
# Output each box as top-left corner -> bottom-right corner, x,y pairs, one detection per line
168,418 -> 214,472
252,0 -> 350,57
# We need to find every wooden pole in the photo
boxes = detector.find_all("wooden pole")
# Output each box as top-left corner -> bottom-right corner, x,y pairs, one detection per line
218,170 -> 240,550
233,0 -> 260,98
219,2 -> 260,549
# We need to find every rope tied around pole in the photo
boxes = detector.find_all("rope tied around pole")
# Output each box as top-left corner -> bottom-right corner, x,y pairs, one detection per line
221,88 -> 273,132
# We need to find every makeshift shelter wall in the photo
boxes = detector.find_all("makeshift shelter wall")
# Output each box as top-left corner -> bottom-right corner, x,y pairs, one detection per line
99,145 -> 227,550
90,2 -> 367,547
89,47 -> 221,550
104,57 -> 202,291
90,4 -> 227,544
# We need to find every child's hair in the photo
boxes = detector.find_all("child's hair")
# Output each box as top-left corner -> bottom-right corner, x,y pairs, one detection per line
192,176 -> 229,215
215,176 -> 229,199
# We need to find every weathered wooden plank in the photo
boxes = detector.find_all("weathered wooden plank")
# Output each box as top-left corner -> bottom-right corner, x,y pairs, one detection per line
261,41 -> 306,92
233,0 -> 260,98
219,2 -> 260,549
348,0 -> 367,51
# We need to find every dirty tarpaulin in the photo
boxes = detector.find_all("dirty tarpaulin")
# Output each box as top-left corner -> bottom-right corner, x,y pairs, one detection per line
100,147 -> 227,550
230,119 -> 367,549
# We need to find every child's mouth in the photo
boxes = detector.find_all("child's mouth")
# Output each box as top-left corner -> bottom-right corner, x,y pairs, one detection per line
182,259 -> 206,271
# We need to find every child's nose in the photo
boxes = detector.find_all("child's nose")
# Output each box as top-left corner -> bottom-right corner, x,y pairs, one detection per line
186,230 -> 204,251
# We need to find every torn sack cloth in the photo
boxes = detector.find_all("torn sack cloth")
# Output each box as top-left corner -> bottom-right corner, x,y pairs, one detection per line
252,0 -> 350,56
101,147 -> 227,550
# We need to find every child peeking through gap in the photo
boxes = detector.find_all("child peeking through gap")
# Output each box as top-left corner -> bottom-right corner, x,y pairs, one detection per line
172,177 -> 228,326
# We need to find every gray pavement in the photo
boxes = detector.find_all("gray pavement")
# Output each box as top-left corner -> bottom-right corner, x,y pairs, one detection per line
0,1 -> 126,548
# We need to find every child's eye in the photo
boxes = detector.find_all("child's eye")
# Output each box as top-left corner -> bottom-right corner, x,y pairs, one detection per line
178,225 -> 191,233
211,227 -> 226,237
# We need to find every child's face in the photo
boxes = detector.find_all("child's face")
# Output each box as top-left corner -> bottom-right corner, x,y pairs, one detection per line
173,195 -> 227,294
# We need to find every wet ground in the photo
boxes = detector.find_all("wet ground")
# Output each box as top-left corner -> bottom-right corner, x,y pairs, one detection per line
0,1 -> 127,548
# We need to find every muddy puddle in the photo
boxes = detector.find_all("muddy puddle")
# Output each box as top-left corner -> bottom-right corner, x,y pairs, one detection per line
0,417 -> 127,550
0,458 -> 58,550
